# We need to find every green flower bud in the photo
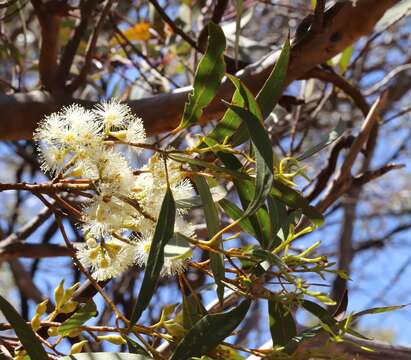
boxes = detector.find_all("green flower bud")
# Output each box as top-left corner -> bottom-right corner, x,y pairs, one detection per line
97,335 -> 127,345
36,299 -> 49,316
47,326 -> 59,337
70,340 -> 88,354
54,280 -> 65,309
62,282 -> 80,304
31,314 -> 41,332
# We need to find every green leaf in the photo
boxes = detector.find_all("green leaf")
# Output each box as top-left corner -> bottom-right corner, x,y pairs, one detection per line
0,295 -> 48,360
227,103 -> 274,218
193,174 -> 225,304
59,353 -> 151,360
256,37 -> 290,119
171,153 -> 322,227
182,293 -> 208,330
204,38 -> 289,147
58,301 -> 97,337
126,336 -> 151,356
169,154 -> 249,181
170,299 -> 251,360
339,46 -> 353,73
352,304 -> 407,320
284,326 -> 321,354
252,248 -> 288,271
268,300 -> 297,348
297,120 -> 346,161
130,187 -> 176,326
179,22 -> 226,129
267,196 -> 283,249
176,186 -> 227,209
302,300 -> 336,328
271,180 -> 323,227
218,199 -> 256,237
204,68 -> 262,148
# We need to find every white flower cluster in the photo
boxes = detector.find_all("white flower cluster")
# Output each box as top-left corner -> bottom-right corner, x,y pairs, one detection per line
35,100 -> 194,281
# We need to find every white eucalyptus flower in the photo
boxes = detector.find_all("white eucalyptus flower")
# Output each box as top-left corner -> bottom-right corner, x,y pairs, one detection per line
75,238 -> 136,281
93,99 -> 133,131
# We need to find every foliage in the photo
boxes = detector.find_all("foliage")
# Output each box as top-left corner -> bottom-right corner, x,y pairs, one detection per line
0,1 -> 409,360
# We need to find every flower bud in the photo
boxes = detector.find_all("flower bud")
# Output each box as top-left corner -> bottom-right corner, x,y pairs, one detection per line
31,314 -> 41,332
54,280 -> 65,309
48,326 -> 59,337
36,299 -> 49,316
97,335 -> 126,345
70,340 -> 88,354
62,283 -> 80,304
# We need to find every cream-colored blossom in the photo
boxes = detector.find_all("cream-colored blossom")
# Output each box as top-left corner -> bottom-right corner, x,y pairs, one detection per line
75,238 -> 136,281
125,118 -> 146,144
34,104 -> 103,174
134,232 -> 191,277
93,99 -> 133,131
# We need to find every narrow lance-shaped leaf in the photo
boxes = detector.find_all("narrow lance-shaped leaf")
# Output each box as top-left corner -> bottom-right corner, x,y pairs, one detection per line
58,301 -> 97,336
0,295 -> 48,360
256,36 -> 290,120
226,76 -> 275,221
227,104 -> 274,218
204,37 -> 290,147
218,198 -> 256,237
268,300 -> 297,350
130,187 -> 176,326
352,304 -> 407,321
126,336 -> 151,356
170,153 -> 323,226
193,174 -> 225,305
230,37 -> 290,146
170,299 -> 251,360
178,22 -> 226,129
59,353 -> 151,360
302,300 -> 336,328
297,120 -> 346,161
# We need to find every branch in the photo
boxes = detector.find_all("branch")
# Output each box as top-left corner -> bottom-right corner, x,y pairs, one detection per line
57,0 -> 100,88
30,0 -> 63,91
316,93 -> 387,212
0,0 -> 400,140
0,243 -> 70,261
245,335 -> 411,360
303,66 -> 370,116
67,0 -> 115,92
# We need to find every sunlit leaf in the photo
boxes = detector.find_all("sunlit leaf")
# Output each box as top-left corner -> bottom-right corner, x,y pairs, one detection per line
352,304 -> 407,320
178,22 -> 226,129
339,46 -> 353,73
111,22 -> 151,44
256,37 -> 290,120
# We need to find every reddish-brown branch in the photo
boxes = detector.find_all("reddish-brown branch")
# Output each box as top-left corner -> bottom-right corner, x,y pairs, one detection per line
0,0 -> 399,140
